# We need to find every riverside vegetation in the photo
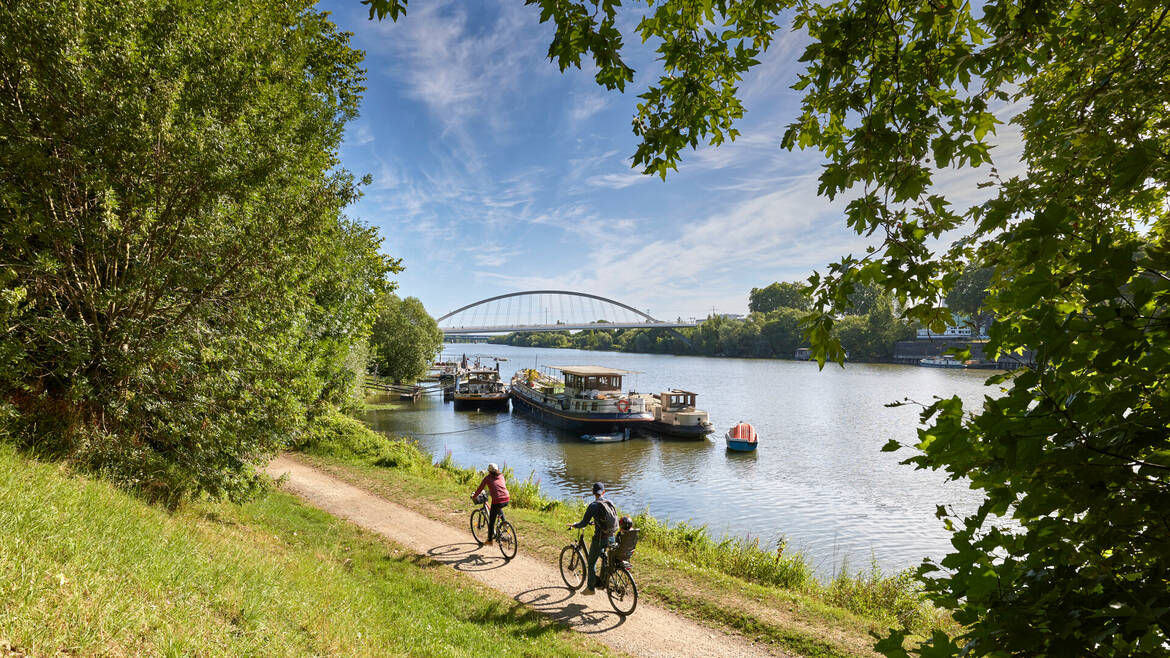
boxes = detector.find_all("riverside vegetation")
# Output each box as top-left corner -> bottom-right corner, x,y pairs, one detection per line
296,409 -> 956,658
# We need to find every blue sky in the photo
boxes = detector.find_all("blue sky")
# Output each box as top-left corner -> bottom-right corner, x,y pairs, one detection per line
319,0 -> 1023,324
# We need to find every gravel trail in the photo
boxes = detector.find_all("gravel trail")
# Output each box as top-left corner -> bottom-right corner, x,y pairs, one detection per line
267,455 -> 787,658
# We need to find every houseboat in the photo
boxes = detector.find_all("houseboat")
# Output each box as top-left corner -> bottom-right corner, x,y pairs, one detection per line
452,365 -> 509,411
645,389 -> 714,439
509,366 -> 653,432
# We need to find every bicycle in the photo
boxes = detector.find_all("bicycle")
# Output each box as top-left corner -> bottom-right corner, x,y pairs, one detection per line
470,492 -> 517,560
559,527 -> 638,615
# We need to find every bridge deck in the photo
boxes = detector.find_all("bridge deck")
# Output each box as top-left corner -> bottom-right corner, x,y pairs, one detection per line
441,321 -> 698,334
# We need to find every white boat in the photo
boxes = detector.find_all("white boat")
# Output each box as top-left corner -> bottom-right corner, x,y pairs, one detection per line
919,356 -> 966,368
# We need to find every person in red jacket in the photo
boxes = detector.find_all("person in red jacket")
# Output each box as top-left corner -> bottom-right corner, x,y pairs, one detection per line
471,463 -> 510,546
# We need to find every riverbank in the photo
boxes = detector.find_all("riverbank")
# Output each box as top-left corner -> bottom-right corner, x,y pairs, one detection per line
297,411 -> 958,657
0,442 -> 605,656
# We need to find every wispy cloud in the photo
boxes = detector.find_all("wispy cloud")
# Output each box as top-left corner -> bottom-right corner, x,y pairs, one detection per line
481,175 -> 872,318
361,2 -> 544,134
568,92 -> 609,124
350,122 -> 375,146
586,171 -> 652,189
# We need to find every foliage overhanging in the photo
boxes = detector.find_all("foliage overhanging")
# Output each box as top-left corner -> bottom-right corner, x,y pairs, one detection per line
364,0 -> 1170,654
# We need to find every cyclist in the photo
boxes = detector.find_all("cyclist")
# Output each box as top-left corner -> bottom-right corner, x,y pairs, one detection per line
567,481 -> 618,595
471,463 -> 510,546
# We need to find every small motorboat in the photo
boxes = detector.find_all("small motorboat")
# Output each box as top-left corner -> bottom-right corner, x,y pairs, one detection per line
725,422 -> 758,452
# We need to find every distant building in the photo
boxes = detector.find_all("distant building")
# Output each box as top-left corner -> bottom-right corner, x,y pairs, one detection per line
717,313 -> 745,320
916,312 -> 988,340
916,325 -> 973,339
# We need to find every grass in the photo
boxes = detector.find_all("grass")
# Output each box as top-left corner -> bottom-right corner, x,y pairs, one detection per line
295,412 -> 959,657
0,441 -> 611,657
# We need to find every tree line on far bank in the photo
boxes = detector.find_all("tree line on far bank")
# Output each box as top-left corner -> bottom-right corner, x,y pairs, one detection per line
493,268 -> 993,362
492,281 -> 914,361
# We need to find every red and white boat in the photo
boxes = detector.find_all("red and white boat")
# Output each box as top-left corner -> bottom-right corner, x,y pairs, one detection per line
724,422 -> 759,452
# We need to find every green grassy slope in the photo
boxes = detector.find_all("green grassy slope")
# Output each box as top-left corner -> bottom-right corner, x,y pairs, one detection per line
0,444 -> 609,657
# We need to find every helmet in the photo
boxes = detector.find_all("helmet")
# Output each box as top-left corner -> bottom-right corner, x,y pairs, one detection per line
619,515 -> 633,531
487,463 -> 499,474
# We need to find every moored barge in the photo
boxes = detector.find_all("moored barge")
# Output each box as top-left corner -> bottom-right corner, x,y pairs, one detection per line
453,364 -> 510,412
509,366 -> 653,432
644,389 -> 714,439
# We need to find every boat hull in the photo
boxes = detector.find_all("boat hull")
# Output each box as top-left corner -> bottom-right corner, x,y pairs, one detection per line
649,420 -> 714,439
453,395 -> 510,412
726,439 -> 758,452
510,391 -> 651,432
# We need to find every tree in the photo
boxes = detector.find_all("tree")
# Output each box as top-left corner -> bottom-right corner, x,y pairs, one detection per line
760,307 -> 805,357
749,281 -> 810,313
0,0 -> 393,504
363,0 -> 1170,654
945,265 -> 995,337
368,295 -> 443,382
844,283 -> 884,317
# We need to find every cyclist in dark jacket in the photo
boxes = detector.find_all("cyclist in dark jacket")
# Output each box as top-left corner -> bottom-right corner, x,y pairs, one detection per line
567,481 -> 616,595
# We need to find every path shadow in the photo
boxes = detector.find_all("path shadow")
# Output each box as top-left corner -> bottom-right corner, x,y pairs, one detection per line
425,542 -> 509,572
514,586 -> 626,633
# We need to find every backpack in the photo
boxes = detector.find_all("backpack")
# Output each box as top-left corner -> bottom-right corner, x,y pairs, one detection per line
597,499 -> 618,535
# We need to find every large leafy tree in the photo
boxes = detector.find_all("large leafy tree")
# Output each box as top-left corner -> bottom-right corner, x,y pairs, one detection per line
1,0 -> 395,504
368,295 -> 443,382
945,264 -> 995,337
360,0 -> 1170,654
749,281 -> 811,313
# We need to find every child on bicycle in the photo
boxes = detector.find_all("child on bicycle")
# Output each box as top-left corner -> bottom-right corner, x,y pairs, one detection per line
471,463 -> 510,546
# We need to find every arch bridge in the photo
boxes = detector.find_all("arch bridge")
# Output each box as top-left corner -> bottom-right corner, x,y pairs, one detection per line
436,290 -> 698,335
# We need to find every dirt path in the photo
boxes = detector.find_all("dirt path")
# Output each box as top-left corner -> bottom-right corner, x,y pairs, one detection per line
267,455 -> 787,658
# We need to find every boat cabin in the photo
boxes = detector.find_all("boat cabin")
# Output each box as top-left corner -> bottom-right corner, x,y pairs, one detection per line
660,389 -> 697,410
552,365 -> 631,397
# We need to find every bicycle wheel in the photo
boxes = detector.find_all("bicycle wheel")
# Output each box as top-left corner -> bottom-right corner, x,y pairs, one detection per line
606,567 -> 638,615
470,508 -> 488,544
496,520 -> 518,560
559,545 -> 587,590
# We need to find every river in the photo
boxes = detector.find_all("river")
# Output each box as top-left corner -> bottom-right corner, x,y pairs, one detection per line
359,344 -> 997,578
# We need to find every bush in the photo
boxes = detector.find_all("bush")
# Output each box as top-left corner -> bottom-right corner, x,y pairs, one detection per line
297,412 -> 427,473
820,560 -> 936,632
631,511 -> 813,589
503,468 -> 561,512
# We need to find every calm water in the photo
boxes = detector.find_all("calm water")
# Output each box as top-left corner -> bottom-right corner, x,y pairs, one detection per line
359,344 -> 997,577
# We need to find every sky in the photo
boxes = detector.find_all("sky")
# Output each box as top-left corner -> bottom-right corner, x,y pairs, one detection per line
318,0 -> 1024,325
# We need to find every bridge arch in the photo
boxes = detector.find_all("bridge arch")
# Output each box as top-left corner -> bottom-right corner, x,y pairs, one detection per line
435,290 -> 661,324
